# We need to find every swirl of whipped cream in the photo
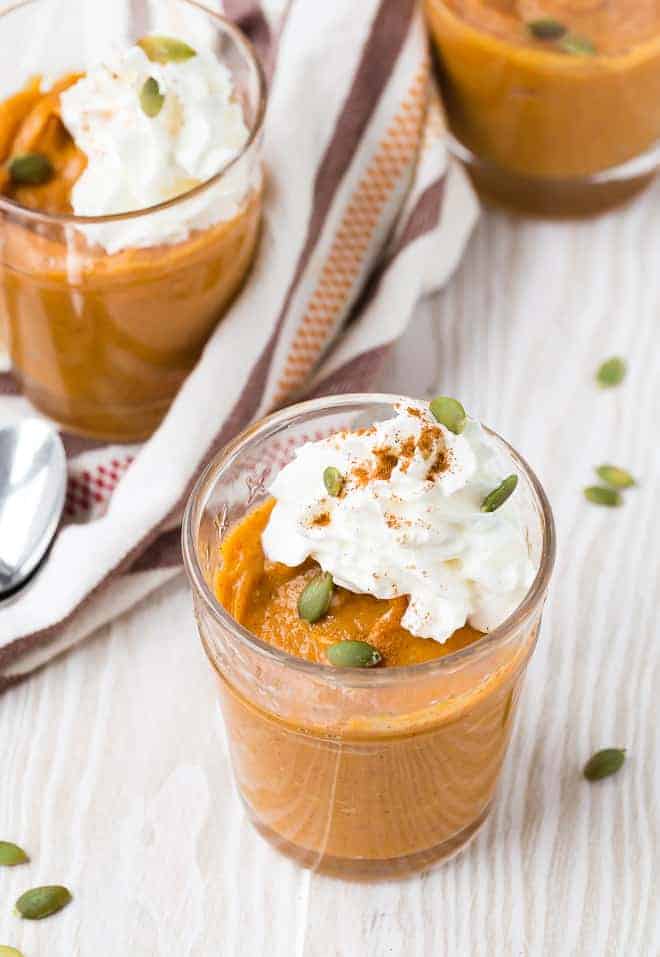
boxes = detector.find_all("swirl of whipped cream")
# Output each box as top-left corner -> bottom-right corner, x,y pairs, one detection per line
59,43 -> 252,252
261,400 -> 537,644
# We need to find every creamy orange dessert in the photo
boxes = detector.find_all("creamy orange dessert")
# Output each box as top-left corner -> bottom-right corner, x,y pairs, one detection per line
0,33 -> 262,440
209,398 -> 543,876
426,0 -> 660,213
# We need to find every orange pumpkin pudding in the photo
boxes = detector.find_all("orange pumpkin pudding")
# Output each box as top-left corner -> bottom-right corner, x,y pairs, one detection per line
185,396 -> 555,878
425,0 -> 660,215
0,24 -> 263,440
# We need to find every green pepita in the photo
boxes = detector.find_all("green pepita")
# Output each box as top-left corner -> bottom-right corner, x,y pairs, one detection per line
140,77 -> 165,118
584,485 -> 622,507
559,34 -> 596,55
0,946 -> 24,957
527,18 -> 566,40
138,35 -> 197,63
429,396 -> 466,434
481,474 -> 518,513
298,572 -> 333,623
8,153 -> 53,186
327,640 -> 382,668
583,748 -> 626,781
323,466 -> 344,497
595,465 -> 636,489
16,885 -> 72,920
596,356 -> 626,387
0,842 -> 28,866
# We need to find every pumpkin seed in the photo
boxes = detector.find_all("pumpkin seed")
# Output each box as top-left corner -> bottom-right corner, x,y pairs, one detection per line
327,640 -> 382,668
298,572 -> 333,623
15,885 -> 72,920
138,35 -> 197,63
583,748 -> 626,781
0,842 -> 28,866
595,465 -> 636,489
0,946 -> 24,957
481,474 -> 518,513
596,356 -> 626,387
429,396 -> 466,434
140,77 -> 165,118
560,34 -> 596,55
584,485 -> 622,507
527,18 -> 566,40
8,153 -> 53,186
323,467 -> 344,497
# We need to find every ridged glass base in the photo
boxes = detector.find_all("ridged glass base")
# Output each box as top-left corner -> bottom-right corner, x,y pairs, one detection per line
449,135 -> 660,218
245,799 -> 492,881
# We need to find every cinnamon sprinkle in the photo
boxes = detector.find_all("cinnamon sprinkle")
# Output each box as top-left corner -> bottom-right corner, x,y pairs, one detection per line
311,511 -> 331,526
426,448 -> 449,480
372,446 -> 399,481
417,424 -> 442,460
352,465 -> 370,486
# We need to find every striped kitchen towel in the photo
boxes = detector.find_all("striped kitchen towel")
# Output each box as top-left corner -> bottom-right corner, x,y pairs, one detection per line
0,0 -> 478,685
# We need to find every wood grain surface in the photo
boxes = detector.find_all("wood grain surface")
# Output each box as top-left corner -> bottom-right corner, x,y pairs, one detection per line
1,190 -> 659,956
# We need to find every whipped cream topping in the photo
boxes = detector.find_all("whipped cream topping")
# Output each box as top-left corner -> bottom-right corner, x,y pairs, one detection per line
59,43 -> 252,252
262,401 -> 537,644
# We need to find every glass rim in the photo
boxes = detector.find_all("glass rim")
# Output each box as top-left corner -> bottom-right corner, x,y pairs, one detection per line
0,0 -> 266,226
182,393 -> 557,685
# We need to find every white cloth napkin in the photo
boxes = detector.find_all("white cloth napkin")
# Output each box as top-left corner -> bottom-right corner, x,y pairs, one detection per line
0,0 -> 478,685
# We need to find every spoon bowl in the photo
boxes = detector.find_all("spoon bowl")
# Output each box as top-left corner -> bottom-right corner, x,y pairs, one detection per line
0,419 -> 66,598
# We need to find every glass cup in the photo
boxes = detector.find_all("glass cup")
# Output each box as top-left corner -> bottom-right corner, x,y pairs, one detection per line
425,0 -> 660,217
0,0 -> 265,441
182,394 -> 556,879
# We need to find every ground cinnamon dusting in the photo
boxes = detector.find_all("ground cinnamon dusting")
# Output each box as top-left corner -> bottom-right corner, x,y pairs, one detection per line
352,465 -> 370,486
417,424 -> 442,460
398,436 -> 416,472
426,448 -> 449,480
372,446 -> 399,481
311,511 -> 331,527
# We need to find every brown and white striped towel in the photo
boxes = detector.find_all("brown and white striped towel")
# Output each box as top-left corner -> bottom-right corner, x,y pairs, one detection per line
0,0 -> 478,686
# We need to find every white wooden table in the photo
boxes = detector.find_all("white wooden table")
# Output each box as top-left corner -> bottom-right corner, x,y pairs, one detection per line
2,188 -> 659,956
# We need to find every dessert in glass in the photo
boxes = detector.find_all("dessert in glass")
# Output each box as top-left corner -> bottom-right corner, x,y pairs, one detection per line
425,0 -> 660,217
0,0 -> 264,441
183,394 -> 556,878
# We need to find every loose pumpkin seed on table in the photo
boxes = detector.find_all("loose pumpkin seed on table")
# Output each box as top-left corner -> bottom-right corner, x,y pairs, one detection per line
584,485 -> 621,507
15,885 -> 72,920
0,841 -> 28,866
595,356 -> 626,388
0,946 -> 24,957
595,465 -> 636,489
583,748 -> 626,781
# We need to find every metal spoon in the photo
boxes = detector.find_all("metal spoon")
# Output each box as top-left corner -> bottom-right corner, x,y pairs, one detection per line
0,419 -> 66,601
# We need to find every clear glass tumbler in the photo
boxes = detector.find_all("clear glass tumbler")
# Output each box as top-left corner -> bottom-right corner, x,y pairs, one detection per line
0,0 -> 265,441
182,394 -> 556,879
425,0 -> 660,217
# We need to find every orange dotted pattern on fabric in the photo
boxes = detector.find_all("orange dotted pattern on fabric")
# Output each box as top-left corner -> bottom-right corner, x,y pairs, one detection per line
273,64 -> 429,407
